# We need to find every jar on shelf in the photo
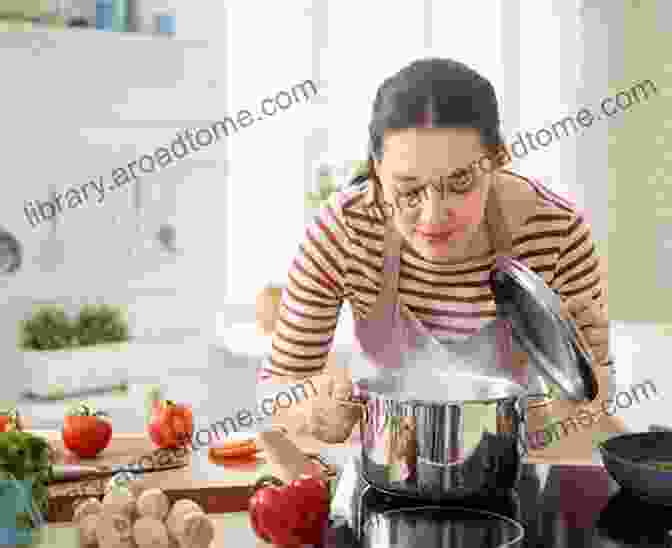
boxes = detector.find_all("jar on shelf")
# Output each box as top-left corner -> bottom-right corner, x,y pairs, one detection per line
153,8 -> 175,36
96,0 -> 127,31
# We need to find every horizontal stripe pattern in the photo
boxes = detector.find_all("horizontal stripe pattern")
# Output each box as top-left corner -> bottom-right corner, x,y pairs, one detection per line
264,173 -> 605,379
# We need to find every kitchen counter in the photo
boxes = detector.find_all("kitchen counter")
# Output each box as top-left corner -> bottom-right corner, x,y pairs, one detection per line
41,461 -> 672,547
13,318 -> 672,546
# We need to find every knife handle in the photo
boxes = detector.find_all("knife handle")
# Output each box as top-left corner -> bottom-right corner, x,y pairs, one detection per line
51,464 -> 100,481
257,430 -> 325,483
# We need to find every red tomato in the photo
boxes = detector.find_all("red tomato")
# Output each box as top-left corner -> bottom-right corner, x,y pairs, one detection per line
62,415 -> 112,458
0,416 -> 12,432
249,475 -> 330,546
0,408 -> 20,432
148,399 -> 193,449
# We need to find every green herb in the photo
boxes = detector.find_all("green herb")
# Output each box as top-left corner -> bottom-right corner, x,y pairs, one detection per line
75,304 -> 129,347
306,166 -> 340,209
18,306 -> 73,351
45,385 -> 66,400
145,385 -> 164,424
351,159 -> 369,178
0,431 -> 52,524
65,401 -> 109,418
19,304 -> 129,351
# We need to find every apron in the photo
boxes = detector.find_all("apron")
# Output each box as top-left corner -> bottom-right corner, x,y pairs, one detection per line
343,182 -> 553,477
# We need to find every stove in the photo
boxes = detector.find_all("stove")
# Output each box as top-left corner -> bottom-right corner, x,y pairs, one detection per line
328,461 -> 672,547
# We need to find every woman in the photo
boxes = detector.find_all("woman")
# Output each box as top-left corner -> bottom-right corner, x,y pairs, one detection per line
258,58 -> 626,458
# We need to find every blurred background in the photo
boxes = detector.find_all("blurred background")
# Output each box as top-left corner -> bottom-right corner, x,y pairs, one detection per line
0,0 -> 670,432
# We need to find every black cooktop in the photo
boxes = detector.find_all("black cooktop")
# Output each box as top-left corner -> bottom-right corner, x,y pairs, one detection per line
328,463 -> 672,548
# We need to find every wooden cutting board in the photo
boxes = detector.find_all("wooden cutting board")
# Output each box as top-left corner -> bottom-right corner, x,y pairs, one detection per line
38,430 -> 338,523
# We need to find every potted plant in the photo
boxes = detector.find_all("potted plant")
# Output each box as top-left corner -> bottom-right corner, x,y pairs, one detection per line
306,164 -> 340,210
19,304 -> 131,396
0,429 -> 52,540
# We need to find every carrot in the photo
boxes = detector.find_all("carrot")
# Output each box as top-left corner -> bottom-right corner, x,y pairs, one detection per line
208,440 -> 258,459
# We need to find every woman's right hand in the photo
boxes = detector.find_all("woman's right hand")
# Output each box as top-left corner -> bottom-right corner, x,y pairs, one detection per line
304,374 -> 362,444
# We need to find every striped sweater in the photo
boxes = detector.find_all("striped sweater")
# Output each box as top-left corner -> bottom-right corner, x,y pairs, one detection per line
264,170 -> 605,381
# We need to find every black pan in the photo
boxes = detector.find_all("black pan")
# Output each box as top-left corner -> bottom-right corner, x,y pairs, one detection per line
598,429 -> 672,506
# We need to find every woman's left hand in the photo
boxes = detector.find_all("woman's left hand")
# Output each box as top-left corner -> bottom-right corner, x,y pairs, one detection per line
561,294 -> 629,433
562,295 -> 610,368
527,294 -> 628,458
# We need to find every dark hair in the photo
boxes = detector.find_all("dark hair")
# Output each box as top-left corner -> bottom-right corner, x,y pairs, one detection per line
348,58 -> 506,219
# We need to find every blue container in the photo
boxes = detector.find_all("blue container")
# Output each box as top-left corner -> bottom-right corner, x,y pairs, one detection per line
154,13 -> 176,36
96,0 -> 114,30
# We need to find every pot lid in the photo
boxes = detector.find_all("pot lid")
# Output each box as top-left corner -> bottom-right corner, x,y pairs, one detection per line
490,256 -> 598,401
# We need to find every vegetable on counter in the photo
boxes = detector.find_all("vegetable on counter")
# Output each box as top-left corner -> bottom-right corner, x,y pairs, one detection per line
0,405 -> 21,432
62,402 -> 112,458
136,488 -> 170,521
249,474 -> 330,546
76,486 -> 214,548
0,430 -> 52,528
146,387 -> 193,450
208,432 -> 258,460
165,503 -> 214,548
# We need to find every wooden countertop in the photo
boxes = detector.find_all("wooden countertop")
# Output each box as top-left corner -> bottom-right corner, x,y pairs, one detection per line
33,513 -> 270,548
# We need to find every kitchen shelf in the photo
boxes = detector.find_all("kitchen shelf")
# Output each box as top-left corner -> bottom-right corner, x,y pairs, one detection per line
0,24 -> 210,48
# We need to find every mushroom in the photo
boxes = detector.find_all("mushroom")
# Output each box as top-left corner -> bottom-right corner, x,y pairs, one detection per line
164,499 -> 202,534
95,512 -> 134,548
73,498 -> 103,524
79,514 -> 100,547
133,516 -> 170,548
136,488 -> 170,521
101,488 -> 136,519
166,510 -> 214,548
182,511 -> 215,548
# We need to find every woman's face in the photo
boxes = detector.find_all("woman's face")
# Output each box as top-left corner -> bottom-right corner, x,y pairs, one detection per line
374,128 -> 493,263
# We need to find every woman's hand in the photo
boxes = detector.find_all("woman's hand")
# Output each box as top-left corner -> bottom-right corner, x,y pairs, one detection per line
304,374 -> 362,444
562,294 -> 610,369
560,294 -> 616,415
527,293 -> 628,458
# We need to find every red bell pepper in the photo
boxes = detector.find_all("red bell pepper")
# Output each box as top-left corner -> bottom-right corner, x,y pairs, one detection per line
249,474 -> 330,547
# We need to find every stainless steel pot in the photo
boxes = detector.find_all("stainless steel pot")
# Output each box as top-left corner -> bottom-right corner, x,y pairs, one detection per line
361,506 -> 525,548
348,258 -> 600,501
354,393 -> 527,502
